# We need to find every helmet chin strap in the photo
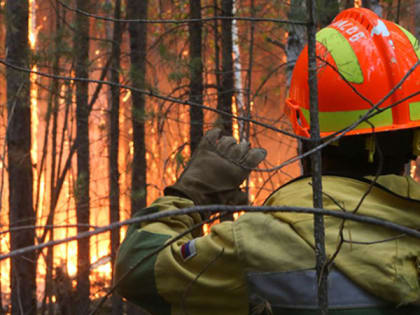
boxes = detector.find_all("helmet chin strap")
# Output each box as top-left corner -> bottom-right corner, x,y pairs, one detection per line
365,135 -> 376,163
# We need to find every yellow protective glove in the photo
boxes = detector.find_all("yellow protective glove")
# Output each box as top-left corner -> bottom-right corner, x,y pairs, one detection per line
164,128 -> 266,207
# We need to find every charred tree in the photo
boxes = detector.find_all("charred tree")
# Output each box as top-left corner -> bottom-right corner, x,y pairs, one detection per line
109,0 -> 123,314
188,0 -> 204,154
5,1 -> 36,314
218,0 -> 234,136
74,0 -> 91,312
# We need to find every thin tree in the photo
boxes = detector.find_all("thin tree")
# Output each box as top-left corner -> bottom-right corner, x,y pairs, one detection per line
188,0 -> 204,153
126,1 -> 149,313
213,0 -> 222,119
126,0 -> 148,216
5,0 -> 36,314
218,0 -> 234,136
108,0 -> 123,314
243,0 -> 255,141
42,6 -> 65,314
306,1 -> 327,313
74,0 -> 91,312
287,1 -> 337,312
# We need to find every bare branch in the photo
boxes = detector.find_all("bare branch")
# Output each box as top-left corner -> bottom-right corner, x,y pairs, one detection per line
0,58 -> 305,141
56,0 -> 306,25
0,224 -> 99,236
1,205 -> 420,262
306,0 -> 328,312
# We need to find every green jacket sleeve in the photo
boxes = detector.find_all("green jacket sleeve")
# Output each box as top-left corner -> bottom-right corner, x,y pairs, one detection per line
115,196 -> 248,315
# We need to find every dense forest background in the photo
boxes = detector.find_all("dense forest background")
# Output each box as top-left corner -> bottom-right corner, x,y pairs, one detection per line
0,0 -> 419,314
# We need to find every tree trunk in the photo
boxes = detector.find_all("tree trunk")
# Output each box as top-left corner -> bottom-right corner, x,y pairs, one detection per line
219,1 -> 235,221
244,0 -> 255,140
219,0 -> 234,136
126,1 -> 149,313
286,0 -> 338,87
286,0 -> 306,87
415,0 -> 420,40
343,0 -> 354,8
5,1 -> 36,314
109,0 -> 123,314
362,0 -> 383,16
213,0 -> 222,121
126,0 -> 148,214
44,7 -> 63,314
317,0 -> 339,27
188,0 -> 204,154
232,0 -> 244,138
74,0 -> 91,312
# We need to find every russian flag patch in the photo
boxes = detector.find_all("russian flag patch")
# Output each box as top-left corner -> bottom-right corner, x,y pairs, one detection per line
180,239 -> 197,261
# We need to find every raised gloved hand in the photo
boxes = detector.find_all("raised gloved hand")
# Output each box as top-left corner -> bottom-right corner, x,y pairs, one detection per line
164,128 -> 266,207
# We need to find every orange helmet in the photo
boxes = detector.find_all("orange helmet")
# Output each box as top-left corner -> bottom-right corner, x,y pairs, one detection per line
286,8 -> 420,138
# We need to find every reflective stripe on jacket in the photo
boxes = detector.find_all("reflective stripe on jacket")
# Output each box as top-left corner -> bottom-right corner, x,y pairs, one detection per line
115,175 -> 420,315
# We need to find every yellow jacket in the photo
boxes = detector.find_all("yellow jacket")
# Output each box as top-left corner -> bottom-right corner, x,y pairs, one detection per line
115,175 -> 420,314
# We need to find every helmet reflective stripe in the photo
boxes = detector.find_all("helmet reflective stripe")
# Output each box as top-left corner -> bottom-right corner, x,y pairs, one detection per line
300,107 -> 393,133
316,27 -> 364,84
410,102 -> 420,121
396,25 -> 420,59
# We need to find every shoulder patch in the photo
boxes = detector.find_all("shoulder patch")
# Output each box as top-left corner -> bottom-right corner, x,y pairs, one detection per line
181,239 -> 197,261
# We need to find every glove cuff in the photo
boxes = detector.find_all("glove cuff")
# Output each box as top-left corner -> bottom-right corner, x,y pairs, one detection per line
164,185 -> 193,200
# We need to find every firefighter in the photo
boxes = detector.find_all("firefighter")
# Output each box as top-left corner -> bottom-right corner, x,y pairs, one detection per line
115,8 -> 420,315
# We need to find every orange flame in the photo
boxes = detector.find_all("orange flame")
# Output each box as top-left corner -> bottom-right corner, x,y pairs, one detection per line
0,0 -> 298,304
